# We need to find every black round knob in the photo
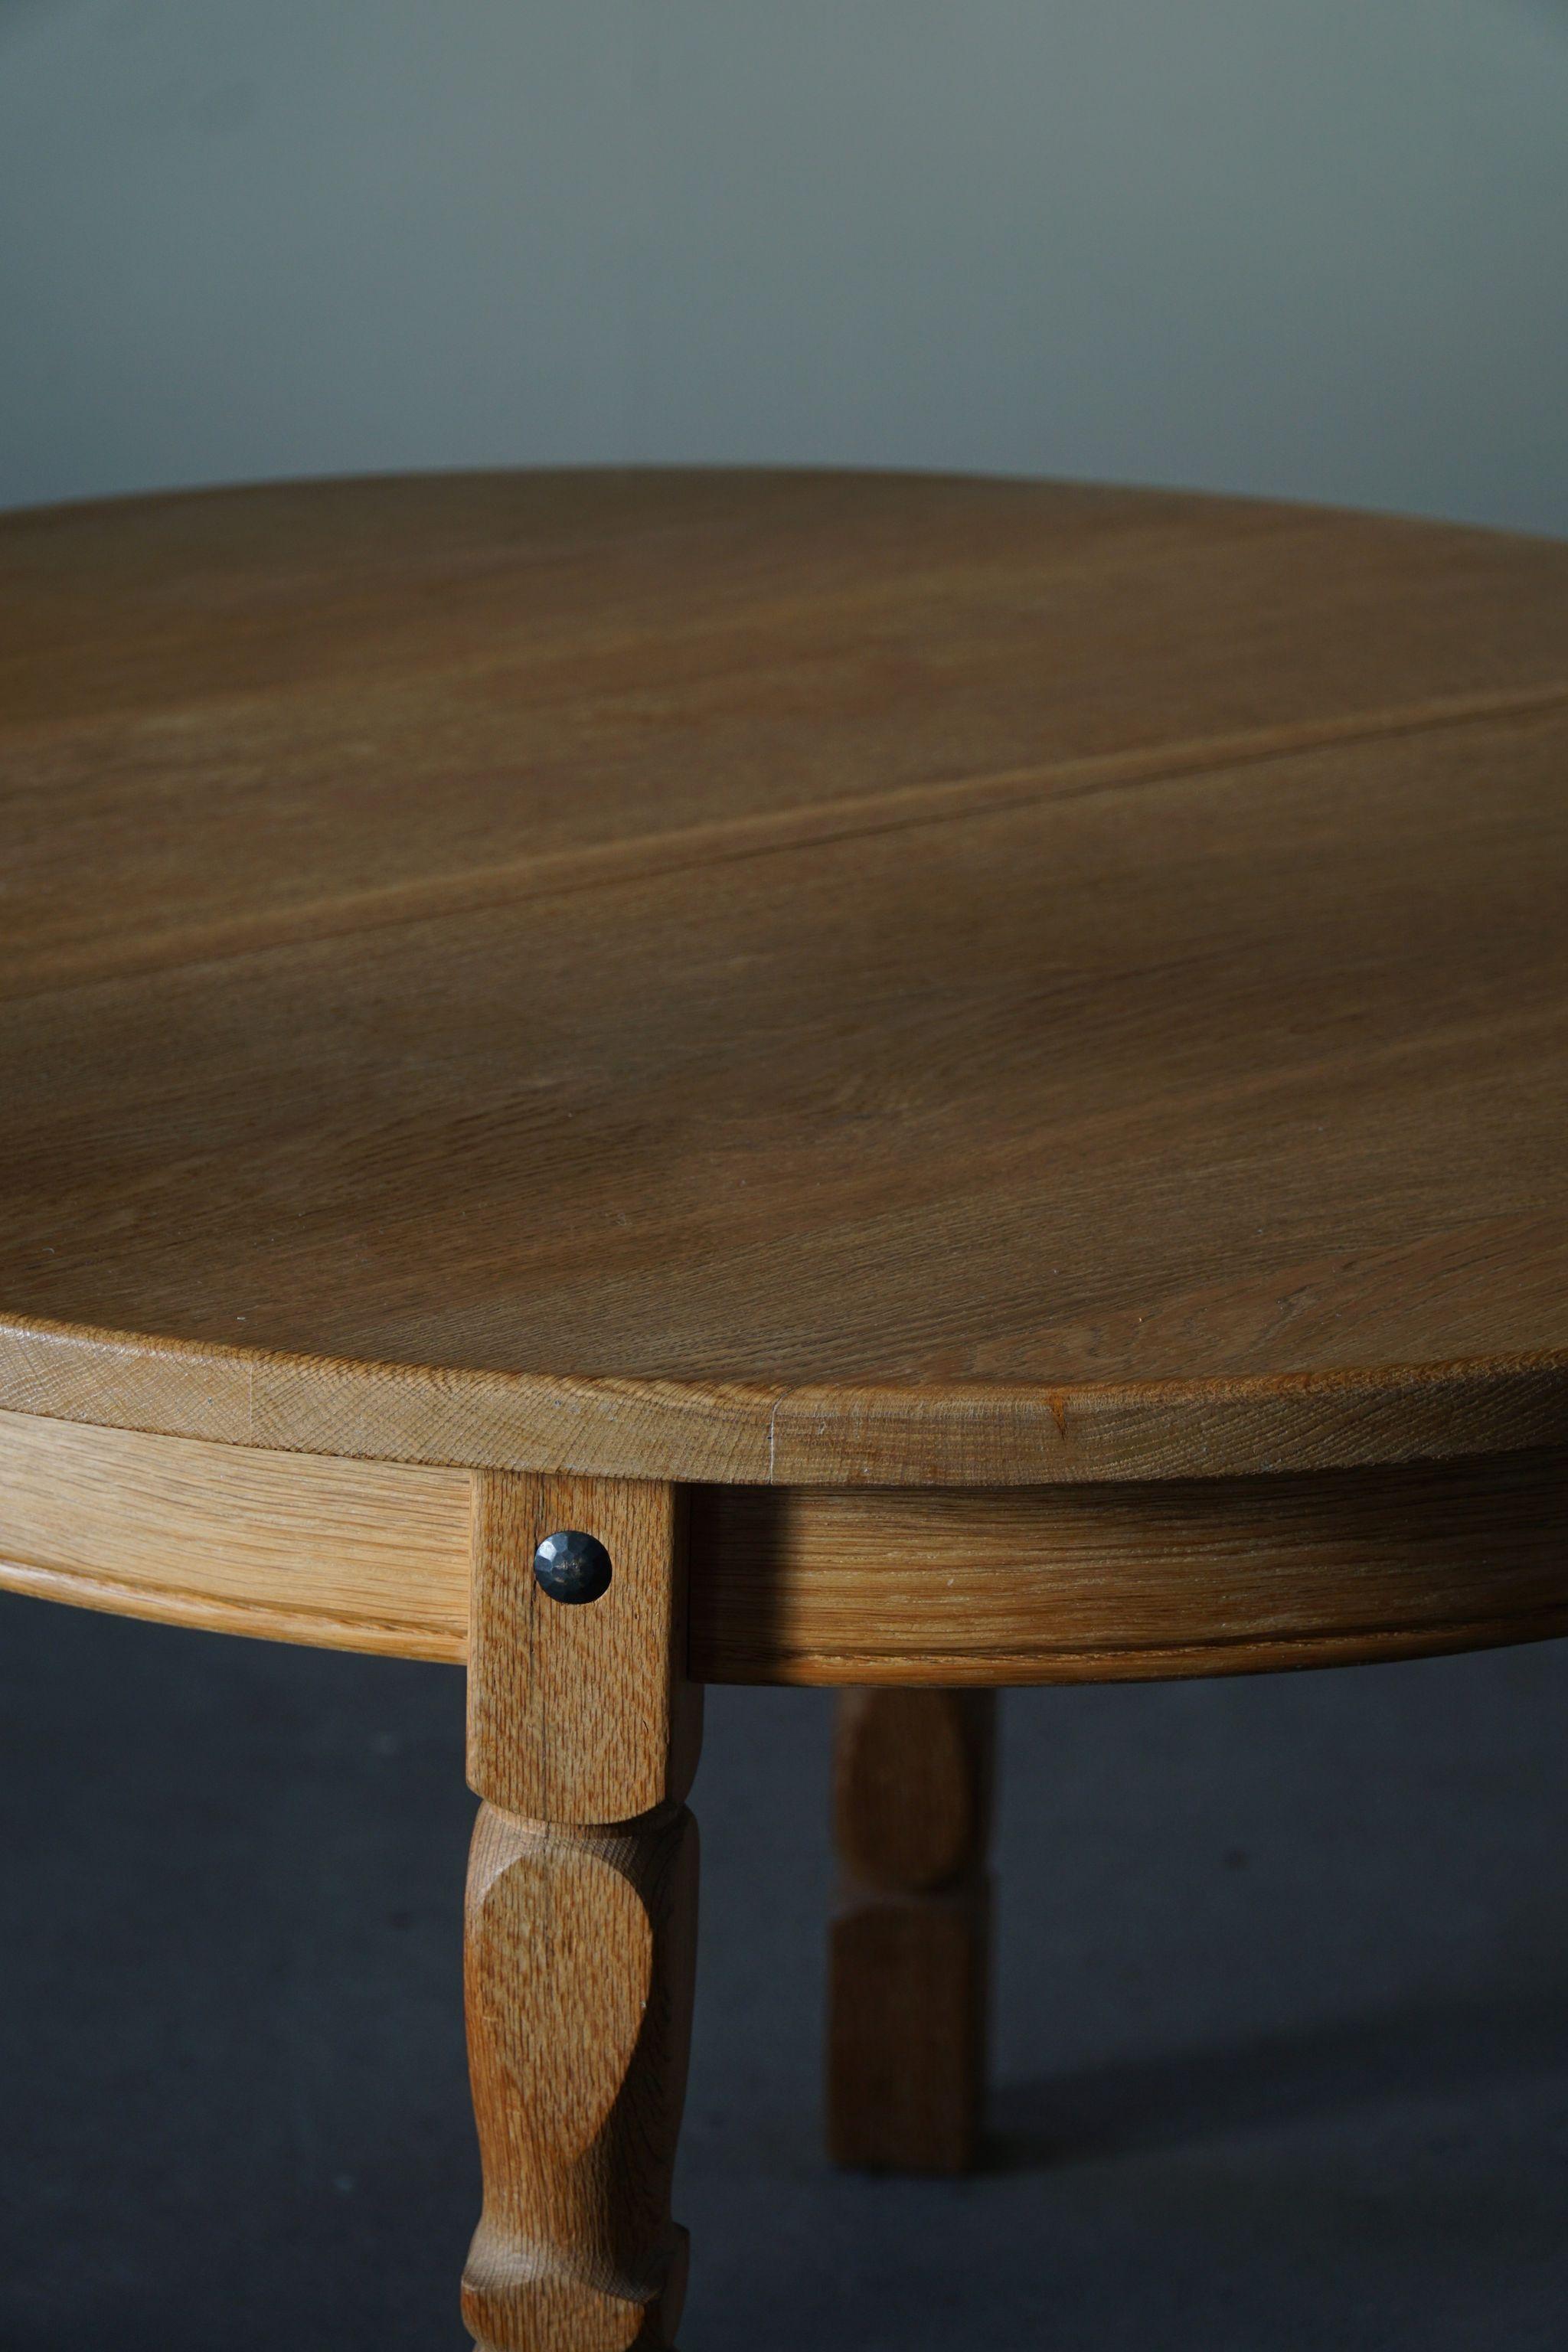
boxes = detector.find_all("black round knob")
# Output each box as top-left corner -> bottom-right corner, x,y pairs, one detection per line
532,1529 -> 613,1605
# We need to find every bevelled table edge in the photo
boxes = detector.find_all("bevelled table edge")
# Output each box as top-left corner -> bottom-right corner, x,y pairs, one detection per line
2,1312 -> 1566,1488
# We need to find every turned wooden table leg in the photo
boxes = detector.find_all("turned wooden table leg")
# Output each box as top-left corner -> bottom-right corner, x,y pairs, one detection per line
828,1688 -> 996,2174
463,1472 -> 703,2352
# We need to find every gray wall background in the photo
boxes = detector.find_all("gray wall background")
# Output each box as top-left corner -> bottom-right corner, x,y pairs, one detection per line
2,0 -> 1566,533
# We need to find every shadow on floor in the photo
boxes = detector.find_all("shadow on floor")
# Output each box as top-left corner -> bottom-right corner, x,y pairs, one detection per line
988,1983 -> 1568,2168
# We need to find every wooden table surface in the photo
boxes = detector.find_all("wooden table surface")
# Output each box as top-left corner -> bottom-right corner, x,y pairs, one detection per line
4,468 -> 1567,1487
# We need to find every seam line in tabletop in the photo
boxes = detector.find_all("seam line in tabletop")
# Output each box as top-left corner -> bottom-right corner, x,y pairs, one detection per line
7,676 -> 1568,1004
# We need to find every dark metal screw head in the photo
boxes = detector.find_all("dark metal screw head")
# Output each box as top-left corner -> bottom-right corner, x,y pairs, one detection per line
532,1529 -> 613,1606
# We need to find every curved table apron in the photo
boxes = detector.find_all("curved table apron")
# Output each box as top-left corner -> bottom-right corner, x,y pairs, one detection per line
4,468 -> 1568,2343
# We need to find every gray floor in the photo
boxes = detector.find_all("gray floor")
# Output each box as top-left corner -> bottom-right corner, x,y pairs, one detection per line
3,1592 -> 1567,2350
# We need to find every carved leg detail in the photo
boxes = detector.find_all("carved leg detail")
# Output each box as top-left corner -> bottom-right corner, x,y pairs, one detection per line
828,1687 -> 996,2174
464,1473 -> 701,2352
462,1800 -> 698,2351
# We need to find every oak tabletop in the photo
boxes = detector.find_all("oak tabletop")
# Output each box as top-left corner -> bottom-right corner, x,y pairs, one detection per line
4,469 -> 1567,1486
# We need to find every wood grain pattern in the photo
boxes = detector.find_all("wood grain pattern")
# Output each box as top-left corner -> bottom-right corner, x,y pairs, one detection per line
691,1449 -> 1568,1684
0,1403 -> 470,1657
4,472 -> 1568,1489
467,1472 -> 702,1825
6,1317 -> 1568,1490
464,1475 -> 701,2350
6,1410 -> 1568,1687
463,1802 -> 697,2352
828,1690 -> 995,2173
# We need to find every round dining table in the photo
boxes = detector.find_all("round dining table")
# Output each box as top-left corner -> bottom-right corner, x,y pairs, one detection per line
2,467 -> 1567,2347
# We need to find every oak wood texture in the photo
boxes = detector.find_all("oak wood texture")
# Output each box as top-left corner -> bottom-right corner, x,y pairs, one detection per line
5,470 -> 1568,1488
5,466 -> 1567,2352
467,1472 -> 702,1824
5,1409 -> 1568,1686
463,1475 -> 700,2350
828,1690 -> 995,2173
688,1449 -> 1568,1684
8,1317 -> 1566,1490
463,1805 -> 697,2352
0,1402 -> 470,1657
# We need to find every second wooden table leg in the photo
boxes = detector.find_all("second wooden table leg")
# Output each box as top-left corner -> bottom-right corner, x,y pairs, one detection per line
828,1688 -> 996,2174
463,1472 -> 703,2351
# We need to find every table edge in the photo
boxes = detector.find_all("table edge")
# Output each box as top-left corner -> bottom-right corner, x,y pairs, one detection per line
2,1312 -> 1565,1488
